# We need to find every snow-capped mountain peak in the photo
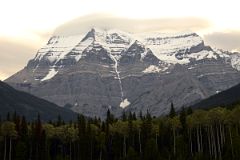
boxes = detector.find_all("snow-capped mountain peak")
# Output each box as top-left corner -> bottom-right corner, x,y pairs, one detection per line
6,28 -> 240,118
25,28 -> 240,82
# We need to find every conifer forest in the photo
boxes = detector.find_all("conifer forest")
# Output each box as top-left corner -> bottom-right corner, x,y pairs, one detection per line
1,104 -> 240,160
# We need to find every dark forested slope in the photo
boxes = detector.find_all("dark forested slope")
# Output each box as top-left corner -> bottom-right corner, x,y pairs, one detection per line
192,82 -> 240,109
0,81 -> 76,121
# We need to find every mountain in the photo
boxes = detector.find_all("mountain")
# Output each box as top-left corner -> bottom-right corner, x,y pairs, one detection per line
5,28 -> 240,118
0,80 -> 76,121
192,82 -> 240,109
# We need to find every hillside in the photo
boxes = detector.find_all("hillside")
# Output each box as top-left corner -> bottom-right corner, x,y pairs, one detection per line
192,82 -> 240,109
0,80 -> 76,121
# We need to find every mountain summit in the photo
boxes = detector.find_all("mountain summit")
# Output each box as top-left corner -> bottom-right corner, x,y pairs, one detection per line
5,28 -> 240,117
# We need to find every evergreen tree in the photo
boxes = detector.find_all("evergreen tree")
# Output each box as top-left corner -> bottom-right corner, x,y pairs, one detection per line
169,102 -> 176,118
132,112 -> 137,120
139,111 -> 143,120
180,107 -> 187,131
106,109 -> 114,124
2,105 -> 240,160
122,111 -> 127,121
78,114 -> 86,135
143,138 -> 160,160
14,115 -> 21,134
34,113 -> 42,160
77,114 -> 87,159
20,116 -> 28,139
126,147 -> 139,160
6,112 -> 10,121
128,112 -> 133,121
56,115 -> 62,126
128,115 -> 134,147
1,121 -> 17,160
15,141 -> 27,160
187,107 -> 193,115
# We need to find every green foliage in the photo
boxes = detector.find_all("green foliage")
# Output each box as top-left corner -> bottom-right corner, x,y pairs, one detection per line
1,106 -> 240,159
126,147 -> 139,160
143,138 -> 160,160
187,107 -> 193,115
180,107 -> 186,129
15,141 -> 27,160
1,121 -> 17,137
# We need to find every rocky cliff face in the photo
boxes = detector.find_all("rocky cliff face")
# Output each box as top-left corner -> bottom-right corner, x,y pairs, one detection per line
5,28 -> 240,118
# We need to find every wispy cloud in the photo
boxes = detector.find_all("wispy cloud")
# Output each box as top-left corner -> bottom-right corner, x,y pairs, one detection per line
0,39 -> 38,80
204,31 -> 240,51
0,14 -> 239,80
54,14 -> 211,35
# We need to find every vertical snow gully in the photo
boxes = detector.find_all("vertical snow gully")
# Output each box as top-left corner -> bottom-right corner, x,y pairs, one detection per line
109,54 -> 124,102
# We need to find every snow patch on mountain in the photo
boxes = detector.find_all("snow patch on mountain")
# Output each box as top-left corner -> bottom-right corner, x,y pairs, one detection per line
230,54 -> 240,70
41,68 -> 58,81
120,98 -> 130,108
71,36 -> 94,61
188,50 -> 217,60
136,32 -> 204,64
213,49 -> 240,71
95,28 -> 133,58
35,35 -> 84,62
143,65 -> 167,73
109,53 -> 124,101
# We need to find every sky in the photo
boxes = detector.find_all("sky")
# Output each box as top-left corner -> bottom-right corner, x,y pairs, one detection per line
0,0 -> 240,80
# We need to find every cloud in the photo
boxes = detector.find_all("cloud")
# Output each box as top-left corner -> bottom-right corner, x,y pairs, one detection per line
54,14 -> 211,36
1,14 -> 239,80
0,72 -> 8,81
204,31 -> 240,51
0,39 -> 38,80
32,30 -> 53,40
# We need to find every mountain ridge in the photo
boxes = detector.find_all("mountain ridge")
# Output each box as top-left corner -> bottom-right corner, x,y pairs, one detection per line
5,28 -> 240,118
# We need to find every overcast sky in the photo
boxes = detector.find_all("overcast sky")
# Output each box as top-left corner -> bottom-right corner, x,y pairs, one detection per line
0,0 -> 240,80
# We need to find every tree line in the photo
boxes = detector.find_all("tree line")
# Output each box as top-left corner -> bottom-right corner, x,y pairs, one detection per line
1,104 -> 240,160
